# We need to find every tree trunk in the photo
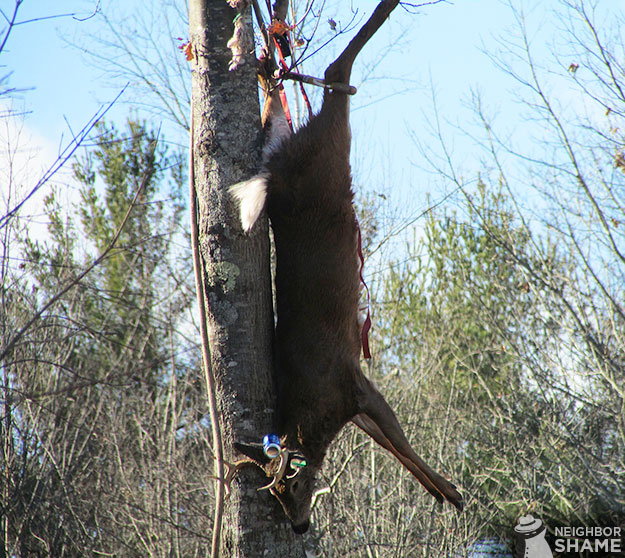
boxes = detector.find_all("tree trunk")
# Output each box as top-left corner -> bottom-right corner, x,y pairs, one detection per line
188,1 -> 306,555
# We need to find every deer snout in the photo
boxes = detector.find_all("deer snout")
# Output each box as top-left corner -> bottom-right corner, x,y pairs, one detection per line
291,520 -> 310,535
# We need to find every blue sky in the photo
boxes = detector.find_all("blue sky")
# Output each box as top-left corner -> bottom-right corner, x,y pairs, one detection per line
2,0 -> 617,255
2,2 -> 113,139
1,0 -> 526,164
3,0 -> 515,146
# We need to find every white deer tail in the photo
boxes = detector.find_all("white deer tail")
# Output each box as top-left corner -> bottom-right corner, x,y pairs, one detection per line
230,174 -> 268,232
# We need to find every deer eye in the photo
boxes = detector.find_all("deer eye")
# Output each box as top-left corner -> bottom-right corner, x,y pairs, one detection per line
291,480 -> 300,493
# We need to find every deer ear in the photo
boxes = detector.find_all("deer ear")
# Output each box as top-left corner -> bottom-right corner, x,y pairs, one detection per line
234,442 -> 271,467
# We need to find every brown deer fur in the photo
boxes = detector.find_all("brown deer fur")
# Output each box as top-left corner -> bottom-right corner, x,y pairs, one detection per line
231,0 -> 463,534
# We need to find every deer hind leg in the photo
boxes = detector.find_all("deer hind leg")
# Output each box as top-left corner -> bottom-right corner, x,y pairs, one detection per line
324,0 -> 400,87
317,0 -> 402,142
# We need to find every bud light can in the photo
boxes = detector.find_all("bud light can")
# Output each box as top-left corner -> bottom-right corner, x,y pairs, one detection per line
263,434 -> 281,458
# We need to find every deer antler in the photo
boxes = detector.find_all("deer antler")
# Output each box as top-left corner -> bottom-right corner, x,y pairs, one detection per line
207,458 -> 259,497
258,450 -> 290,491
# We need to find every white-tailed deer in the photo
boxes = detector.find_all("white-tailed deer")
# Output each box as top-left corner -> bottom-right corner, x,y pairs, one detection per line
231,0 -> 463,534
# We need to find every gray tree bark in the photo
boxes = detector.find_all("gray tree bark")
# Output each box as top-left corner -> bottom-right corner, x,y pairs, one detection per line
188,0 -> 306,555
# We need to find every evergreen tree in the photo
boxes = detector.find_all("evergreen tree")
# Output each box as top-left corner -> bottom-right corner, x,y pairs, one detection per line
1,121 -> 212,557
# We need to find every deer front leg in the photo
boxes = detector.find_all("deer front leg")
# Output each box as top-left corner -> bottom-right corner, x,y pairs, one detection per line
351,413 -> 447,503
358,382 -> 464,510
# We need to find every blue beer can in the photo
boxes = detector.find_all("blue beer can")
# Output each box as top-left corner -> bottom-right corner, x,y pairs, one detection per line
263,434 -> 281,458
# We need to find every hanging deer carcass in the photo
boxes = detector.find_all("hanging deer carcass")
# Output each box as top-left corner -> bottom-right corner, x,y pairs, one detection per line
231,0 -> 463,534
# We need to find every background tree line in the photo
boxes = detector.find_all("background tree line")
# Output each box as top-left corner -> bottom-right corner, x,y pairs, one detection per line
1,0 -> 623,556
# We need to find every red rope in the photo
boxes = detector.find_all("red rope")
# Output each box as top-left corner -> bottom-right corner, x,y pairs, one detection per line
277,84 -> 293,131
269,12 -> 313,123
272,36 -> 295,131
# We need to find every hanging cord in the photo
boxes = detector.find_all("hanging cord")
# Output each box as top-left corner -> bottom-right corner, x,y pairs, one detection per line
272,36 -> 295,130
189,86 -> 225,558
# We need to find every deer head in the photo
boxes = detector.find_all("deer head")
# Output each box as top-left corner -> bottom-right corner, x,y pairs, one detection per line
235,441 -> 318,534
